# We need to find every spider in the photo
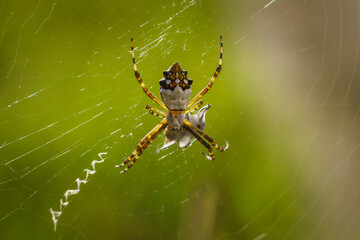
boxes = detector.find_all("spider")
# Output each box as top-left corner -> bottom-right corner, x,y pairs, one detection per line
116,36 -> 229,174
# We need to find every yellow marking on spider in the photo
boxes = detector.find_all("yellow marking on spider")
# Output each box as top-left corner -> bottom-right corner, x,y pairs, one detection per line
185,100 -> 203,114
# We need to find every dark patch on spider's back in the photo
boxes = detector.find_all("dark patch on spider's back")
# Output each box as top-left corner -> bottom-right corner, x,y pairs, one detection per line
159,79 -> 192,91
160,62 -> 193,90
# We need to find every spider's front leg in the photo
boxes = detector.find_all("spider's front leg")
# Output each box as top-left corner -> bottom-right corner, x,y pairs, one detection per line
116,119 -> 168,173
187,36 -> 223,107
131,38 -> 168,111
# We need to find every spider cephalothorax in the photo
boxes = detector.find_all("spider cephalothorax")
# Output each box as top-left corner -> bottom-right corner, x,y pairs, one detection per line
160,62 -> 193,90
160,62 -> 193,112
116,36 -> 228,174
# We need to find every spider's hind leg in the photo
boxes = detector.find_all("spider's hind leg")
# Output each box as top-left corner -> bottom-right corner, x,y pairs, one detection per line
184,119 -> 229,152
183,124 -> 215,160
116,119 -> 168,173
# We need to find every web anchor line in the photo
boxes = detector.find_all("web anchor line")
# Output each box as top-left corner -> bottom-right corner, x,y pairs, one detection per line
50,152 -> 107,231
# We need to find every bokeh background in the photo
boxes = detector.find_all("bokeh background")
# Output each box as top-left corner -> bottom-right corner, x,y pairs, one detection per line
1,0 -> 360,239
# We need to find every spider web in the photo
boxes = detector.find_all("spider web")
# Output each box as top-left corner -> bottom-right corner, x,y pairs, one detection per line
1,0 -> 360,239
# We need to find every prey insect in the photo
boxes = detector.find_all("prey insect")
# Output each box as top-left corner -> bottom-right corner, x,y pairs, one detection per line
116,36 -> 229,174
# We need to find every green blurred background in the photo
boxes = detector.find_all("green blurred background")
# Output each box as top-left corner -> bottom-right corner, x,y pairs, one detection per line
1,0 -> 360,239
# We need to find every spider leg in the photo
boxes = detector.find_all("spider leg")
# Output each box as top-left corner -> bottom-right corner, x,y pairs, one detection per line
131,38 -> 168,110
116,119 -> 167,167
187,36 -> 223,108
184,119 -> 229,152
145,105 -> 166,119
185,100 -> 204,114
183,124 -> 215,160
116,119 -> 168,173
121,124 -> 167,173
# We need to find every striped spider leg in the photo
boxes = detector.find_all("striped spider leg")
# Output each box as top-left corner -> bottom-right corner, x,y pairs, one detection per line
187,35 -> 223,109
145,105 -> 166,119
183,119 -> 229,156
131,38 -> 168,111
116,119 -> 168,174
182,124 -> 215,160
185,100 -> 203,114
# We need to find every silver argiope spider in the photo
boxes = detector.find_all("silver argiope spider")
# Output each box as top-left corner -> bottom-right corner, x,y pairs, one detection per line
116,36 -> 229,174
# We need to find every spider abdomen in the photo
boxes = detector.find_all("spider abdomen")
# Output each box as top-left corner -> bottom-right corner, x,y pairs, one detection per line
166,110 -> 185,130
160,86 -> 192,111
